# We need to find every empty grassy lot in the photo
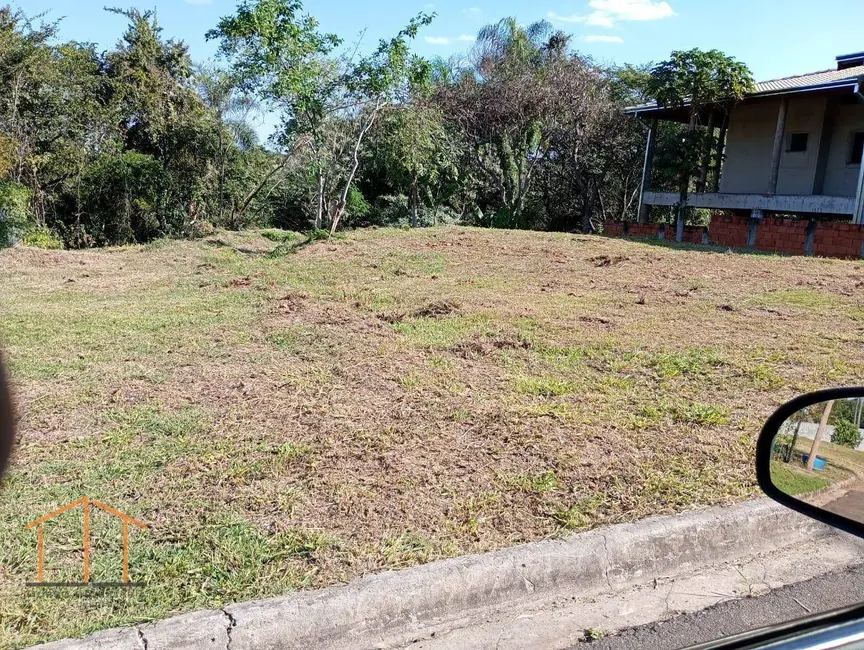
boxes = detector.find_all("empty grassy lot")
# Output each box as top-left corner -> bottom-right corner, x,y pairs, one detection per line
2,226 -> 864,647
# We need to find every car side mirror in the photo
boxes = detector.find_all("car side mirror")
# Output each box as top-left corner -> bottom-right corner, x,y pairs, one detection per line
757,388 -> 864,539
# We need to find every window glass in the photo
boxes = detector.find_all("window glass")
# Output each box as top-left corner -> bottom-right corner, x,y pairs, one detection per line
850,132 -> 864,165
786,133 -> 808,153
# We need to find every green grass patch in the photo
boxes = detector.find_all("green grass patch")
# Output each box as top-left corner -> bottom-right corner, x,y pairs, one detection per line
392,314 -> 496,348
770,462 -> 830,495
752,289 -> 840,309
673,403 -> 730,426
500,470 -> 559,494
641,348 -> 725,378
514,376 -> 575,397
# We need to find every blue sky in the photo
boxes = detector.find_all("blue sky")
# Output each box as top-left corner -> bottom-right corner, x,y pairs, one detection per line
18,0 -> 864,138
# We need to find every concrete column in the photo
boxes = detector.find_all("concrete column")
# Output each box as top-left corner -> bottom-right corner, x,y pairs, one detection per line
813,98 -> 838,195
767,97 -> 789,195
712,123 -> 728,193
637,118 -> 658,224
854,152 -> 864,225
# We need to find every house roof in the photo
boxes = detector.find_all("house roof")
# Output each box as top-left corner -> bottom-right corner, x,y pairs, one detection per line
625,63 -> 864,118
755,65 -> 864,94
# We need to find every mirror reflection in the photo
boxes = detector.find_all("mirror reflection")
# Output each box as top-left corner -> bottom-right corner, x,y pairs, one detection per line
771,397 -> 864,523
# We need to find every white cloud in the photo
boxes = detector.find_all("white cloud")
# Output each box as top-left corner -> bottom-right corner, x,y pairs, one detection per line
586,12 -> 615,27
548,0 -> 674,27
589,0 -> 674,21
458,34 -> 476,42
425,36 -> 452,45
546,11 -> 587,23
584,34 -> 624,42
462,7 -> 482,14
425,3 -> 436,8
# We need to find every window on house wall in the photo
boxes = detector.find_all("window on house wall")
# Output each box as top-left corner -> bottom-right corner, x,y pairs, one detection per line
850,132 -> 864,165
786,133 -> 809,153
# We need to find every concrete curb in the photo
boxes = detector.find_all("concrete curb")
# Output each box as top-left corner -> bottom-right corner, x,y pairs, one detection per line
34,498 -> 835,650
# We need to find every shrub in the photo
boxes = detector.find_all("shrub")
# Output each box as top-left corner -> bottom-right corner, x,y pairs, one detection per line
22,226 -> 63,249
78,152 -> 169,245
831,418 -> 862,449
0,182 -> 32,247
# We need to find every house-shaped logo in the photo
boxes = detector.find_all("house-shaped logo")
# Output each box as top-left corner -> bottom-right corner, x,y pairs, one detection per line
25,497 -> 148,587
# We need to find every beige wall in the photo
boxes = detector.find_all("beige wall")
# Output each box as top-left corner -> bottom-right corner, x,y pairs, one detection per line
823,105 -> 864,197
720,95 -> 864,198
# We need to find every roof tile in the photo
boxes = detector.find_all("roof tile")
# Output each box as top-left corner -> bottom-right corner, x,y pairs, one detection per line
755,65 -> 864,94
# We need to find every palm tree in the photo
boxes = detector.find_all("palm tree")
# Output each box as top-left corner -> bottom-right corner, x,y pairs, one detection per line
472,18 -> 568,77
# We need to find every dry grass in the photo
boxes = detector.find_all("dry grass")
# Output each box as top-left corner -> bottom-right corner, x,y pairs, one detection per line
2,226 -> 864,647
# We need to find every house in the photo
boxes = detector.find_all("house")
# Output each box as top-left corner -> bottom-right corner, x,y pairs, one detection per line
627,52 -> 864,226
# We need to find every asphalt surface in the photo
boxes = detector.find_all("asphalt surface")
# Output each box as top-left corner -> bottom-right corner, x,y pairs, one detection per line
824,489 -> 864,521
573,563 -> 864,650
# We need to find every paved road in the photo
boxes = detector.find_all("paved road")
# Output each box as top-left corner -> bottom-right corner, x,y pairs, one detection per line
574,564 -> 864,649
823,489 -> 864,521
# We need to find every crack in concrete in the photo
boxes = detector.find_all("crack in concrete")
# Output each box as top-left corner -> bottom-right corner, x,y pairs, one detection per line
601,533 -> 612,591
222,608 -> 237,650
135,626 -> 148,650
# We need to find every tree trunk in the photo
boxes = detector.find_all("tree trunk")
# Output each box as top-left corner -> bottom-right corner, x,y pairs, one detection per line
807,400 -> 834,471
676,176 -> 688,243
411,176 -> 419,228
677,111 -> 699,243
581,180 -> 597,234
315,169 -> 324,230
329,98 -> 383,237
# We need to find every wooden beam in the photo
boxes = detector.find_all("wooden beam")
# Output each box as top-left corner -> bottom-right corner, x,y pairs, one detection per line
767,97 -> 789,195
637,118 -> 658,224
813,98 -> 838,195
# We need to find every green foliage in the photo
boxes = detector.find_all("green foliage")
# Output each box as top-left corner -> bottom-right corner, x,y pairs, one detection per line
21,227 -> 63,249
0,2 -> 756,243
345,185 -> 371,220
77,152 -> 168,246
647,49 -> 755,202
648,49 -> 755,111
831,418 -> 863,449
0,181 -> 31,247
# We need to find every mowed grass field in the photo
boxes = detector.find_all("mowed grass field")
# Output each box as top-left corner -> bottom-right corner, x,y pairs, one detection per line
2,226 -> 864,647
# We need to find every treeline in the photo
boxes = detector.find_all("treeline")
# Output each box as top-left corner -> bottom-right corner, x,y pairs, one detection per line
0,1 -> 739,249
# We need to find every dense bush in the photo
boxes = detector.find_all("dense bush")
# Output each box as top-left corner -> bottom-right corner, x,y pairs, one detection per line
0,182 -> 32,247
77,152 -> 168,246
831,418 -> 863,449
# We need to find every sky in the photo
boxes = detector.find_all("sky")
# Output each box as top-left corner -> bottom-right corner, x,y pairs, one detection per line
18,0 -> 864,139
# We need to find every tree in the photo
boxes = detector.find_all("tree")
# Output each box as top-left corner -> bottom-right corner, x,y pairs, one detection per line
196,64 -> 260,226
367,102 -> 459,227
434,19 -> 574,229
209,0 -> 433,234
646,49 -> 754,241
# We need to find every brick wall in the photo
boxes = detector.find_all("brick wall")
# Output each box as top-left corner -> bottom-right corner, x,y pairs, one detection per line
754,218 -> 809,255
708,214 -> 750,249
603,216 -> 864,259
813,222 -> 864,258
